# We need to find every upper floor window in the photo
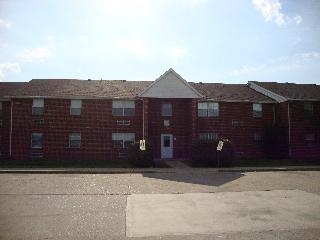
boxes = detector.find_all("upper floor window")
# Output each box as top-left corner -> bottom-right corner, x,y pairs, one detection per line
112,133 -> 135,148
198,102 -> 219,117
252,103 -> 262,118
70,99 -> 82,116
31,133 -> 43,148
162,103 -> 172,116
69,133 -> 81,148
112,100 -> 135,116
32,99 -> 44,115
304,102 -> 313,117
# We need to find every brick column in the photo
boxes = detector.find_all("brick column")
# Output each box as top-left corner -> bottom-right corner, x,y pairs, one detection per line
189,99 -> 198,158
142,98 -> 149,141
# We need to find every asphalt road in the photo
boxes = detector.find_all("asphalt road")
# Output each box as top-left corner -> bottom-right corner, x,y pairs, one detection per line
0,171 -> 320,240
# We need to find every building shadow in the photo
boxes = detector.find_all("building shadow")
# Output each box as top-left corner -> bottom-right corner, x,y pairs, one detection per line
142,171 -> 244,187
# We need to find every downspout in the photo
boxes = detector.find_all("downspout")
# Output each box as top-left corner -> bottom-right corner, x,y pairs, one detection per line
9,100 -> 13,157
142,99 -> 145,140
287,102 -> 291,158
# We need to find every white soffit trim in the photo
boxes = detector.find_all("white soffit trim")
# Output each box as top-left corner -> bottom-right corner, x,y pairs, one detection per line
248,82 -> 287,103
139,68 -> 203,99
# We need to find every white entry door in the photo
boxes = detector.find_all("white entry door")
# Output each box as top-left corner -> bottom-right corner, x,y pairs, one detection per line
161,134 -> 173,159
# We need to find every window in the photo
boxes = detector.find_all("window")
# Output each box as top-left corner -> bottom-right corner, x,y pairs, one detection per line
112,100 -> 135,116
199,132 -> 218,141
32,99 -> 44,115
304,133 -> 315,142
198,102 -> 219,117
31,133 -> 43,148
304,102 -> 313,117
164,119 -> 170,127
162,103 -> 172,116
112,133 -> 135,148
0,102 -> 2,118
253,103 -> 262,118
69,133 -> 81,148
70,99 -> 82,116
253,133 -> 263,143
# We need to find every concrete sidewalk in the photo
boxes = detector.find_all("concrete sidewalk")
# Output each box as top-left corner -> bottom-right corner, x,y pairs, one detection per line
0,165 -> 320,174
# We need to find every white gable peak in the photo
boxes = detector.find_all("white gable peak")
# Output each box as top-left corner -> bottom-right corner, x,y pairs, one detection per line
139,69 -> 203,98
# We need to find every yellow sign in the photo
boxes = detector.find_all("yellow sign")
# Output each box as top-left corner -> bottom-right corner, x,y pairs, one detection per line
140,140 -> 146,151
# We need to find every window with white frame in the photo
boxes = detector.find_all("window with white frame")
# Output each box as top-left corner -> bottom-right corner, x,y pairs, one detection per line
198,102 -> 219,117
112,133 -> 135,148
69,133 -> 81,148
32,99 -> 44,115
199,132 -> 218,141
31,133 -> 43,148
252,103 -> 262,118
304,102 -> 313,117
112,100 -> 135,116
253,133 -> 263,143
70,99 -> 82,116
161,103 -> 172,116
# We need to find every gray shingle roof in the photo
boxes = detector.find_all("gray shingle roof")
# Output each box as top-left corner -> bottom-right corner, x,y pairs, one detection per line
0,82 -> 26,100
190,83 -> 274,102
10,79 -> 152,99
251,81 -> 320,101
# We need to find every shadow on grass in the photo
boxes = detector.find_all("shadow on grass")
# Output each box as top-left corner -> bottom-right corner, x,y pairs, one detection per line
142,171 -> 244,187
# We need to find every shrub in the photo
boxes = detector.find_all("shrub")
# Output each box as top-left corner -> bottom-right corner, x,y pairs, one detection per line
127,142 -> 154,168
191,140 -> 217,166
191,139 -> 235,167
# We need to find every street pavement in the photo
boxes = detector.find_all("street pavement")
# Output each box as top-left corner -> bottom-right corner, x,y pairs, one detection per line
0,171 -> 320,239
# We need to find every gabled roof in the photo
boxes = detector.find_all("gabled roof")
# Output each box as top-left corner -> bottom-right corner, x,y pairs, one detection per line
138,68 -> 203,98
8,79 -> 152,99
0,82 -> 26,100
248,81 -> 320,102
191,82 -> 274,103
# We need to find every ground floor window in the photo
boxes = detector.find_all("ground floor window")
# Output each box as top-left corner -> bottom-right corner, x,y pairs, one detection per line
69,133 -> 81,148
253,133 -> 263,143
31,133 -> 43,148
112,133 -> 135,148
199,132 -> 218,141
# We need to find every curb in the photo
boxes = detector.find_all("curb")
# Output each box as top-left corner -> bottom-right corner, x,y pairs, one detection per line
0,166 -> 320,174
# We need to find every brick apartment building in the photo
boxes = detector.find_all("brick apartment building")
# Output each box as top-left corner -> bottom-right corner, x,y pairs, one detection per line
0,69 -> 319,161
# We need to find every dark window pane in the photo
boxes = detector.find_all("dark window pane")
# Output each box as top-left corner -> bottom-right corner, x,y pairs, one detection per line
70,108 -> 81,116
32,107 -> 44,115
31,133 -> 43,148
163,136 -> 170,147
124,140 -> 134,148
124,108 -> 134,116
112,108 -> 123,116
70,140 -> 81,148
198,109 -> 207,117
113,140 -> 123,148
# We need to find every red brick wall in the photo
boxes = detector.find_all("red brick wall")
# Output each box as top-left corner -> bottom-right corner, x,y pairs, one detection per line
148,98 -> 192,159
197,102 -> 275,159
10,98 -> 143,160
289,101 -> 320,159
0,101 -> 11,159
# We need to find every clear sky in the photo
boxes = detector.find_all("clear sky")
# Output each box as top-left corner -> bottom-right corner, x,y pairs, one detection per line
0,0 -> 319,84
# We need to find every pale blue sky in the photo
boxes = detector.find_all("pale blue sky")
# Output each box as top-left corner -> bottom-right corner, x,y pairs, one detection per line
0,0 -> 319,84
